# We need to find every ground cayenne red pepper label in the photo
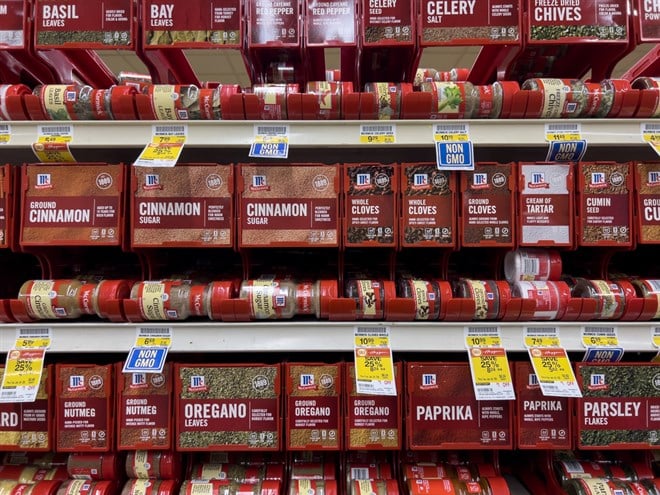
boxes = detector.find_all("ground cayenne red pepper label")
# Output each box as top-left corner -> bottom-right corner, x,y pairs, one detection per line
460,163 -> 515,247
635,162 -> 660,243
420,0 -> 519,45
56,364 -> 112,452
248,0 -> 299,45
576,364 -> 660,449
117,363 -> 172,450
345,163 -> 397,247
143,0 -> 241,48
176,364 -> 280,451
287,363 -> 341,450
515,362 -> 571,449
132,164 -> 233,248
363,0 -> 413,44
0,366 -> 51,451
21,164 -> 123,246
639,0 -> 660,40
0,0 -> 25,47
35,0 -> 133,48
407,363 -> 512,449
239,164 -> 338,247
578,162 -> 631,247
346,363 -> 400,450
306,0 -> 356,45
528,0 -> 627,42
401,164 -> 455,247
519,162 -> 573,247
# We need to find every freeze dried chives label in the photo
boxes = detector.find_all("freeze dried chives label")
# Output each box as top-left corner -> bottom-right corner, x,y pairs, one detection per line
576,364 -> 660,448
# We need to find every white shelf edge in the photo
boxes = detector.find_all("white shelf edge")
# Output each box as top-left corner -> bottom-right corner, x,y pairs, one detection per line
2,119 -> 651,149
0,321 -> 657,353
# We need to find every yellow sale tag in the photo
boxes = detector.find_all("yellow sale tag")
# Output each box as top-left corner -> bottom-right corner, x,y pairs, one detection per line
354,327 -> 396,396
546,132 -> 581,142
32,136 -> 75,163
582,334 -> 618,348
15,337 -> 51,349
355,347 -> 394,382
0,135 -> 9,145
469,348 -> 512,385
136,336 -> 171,347
653,327 -> 660,349
524,335 -> 560,348
0,124 -> 9,145
530,347 -> 574,383
359,134 -> 395,144
355,335 -> 389,348
134,125 -> 187,167
643,130 -> 660,157
3,349 -> 45,388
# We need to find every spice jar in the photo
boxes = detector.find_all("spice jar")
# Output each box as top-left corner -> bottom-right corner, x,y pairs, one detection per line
34,84 -> 95,120
125,451 -> 181,479
404,463 -> 498,482
504,249 -> 563,283
289,480 -> 337,495
511,281 -> 570,320
349,480 -> 398,495
129,280 -> 208,321
56,480 -> 116,495
0,482 -> 62,495
453,279 -> 507,320
572,279 -> 627,320
419,81 -> 478,119
239,279 -> 328,320
363,83 -> 410,119
345,280 -> 389,320
67,453 -> 122,480
121,480 -> 177,495
397,278 -> 441,320
563,478 -> 637,495
521,78 -> 588,118
632,279 -> 660,319
407,477 -> 511,495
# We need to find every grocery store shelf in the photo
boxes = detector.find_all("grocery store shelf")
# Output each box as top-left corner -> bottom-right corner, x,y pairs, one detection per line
2,119 -> 655,149
1,321 -> 658,353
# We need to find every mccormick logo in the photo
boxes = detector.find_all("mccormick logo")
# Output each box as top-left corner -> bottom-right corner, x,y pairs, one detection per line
472,173 -> 490,189
68,375 -> 85,391
250,175 -> 270,191
528,172 -> 550,189
143,174 -> 162,190
588,373 -> 608,391
355,173 -> 372,190
528,373 -> 540,389
130,373 -> 148,389
188,375 -> 208,392
35,173 -> 52,189
412,173 -> 430,190
590,172 -> 608,189
298,374 -> 317,391
647,171 -> 660,187
421,373 -> 438,390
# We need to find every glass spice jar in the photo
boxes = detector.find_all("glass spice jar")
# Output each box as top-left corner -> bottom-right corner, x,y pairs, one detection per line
239,279 -> 322,320
345,280 -> 386,320
129,280 -> 210,321
397,278 -> 441,320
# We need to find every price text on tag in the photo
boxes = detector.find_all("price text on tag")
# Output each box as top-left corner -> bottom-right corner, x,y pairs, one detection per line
134,125 -> 187,167
581,326 -> 623,363
528,347 -> 582,398
14,327 -> 52,350
465,326 -> 515,400
249,125 -> 290,159
0,349 -> 46,403
465,326 -> 502,348
360,124 -> 396,144
32,124 -> 75,163
642,123 -> 660,157
353,327 -> 396,396
0,124 -> 10,145
545,123 -> 582,142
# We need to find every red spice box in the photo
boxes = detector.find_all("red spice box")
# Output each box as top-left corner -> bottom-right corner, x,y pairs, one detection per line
175,363 -> 281,451
634,162 -> 660,244
286,363 -> 342,451
21,163 -> 125,247
0,365 -> 53,451
638,0 -> 660,41
400,163 -> 456,248
116,362 -> 172,450
248,0 -> 300,47
131,163 -> 233,248
460,162 -> 516,248
576,162 -> 633,248
55,364 -> 113,452
344,163 -> 397,248
406,362 -> 513,450
345,362 -> 401,450
514,362 -> 572,450
238,163 -> 340,248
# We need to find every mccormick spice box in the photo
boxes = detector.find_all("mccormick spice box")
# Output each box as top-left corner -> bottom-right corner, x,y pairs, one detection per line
638,0 -> 660,40
577,162 -> 632,247
576,363 -> 660,449
0,0 -> 27,48
344,163 -> 397,247
305,0 -> 357,46
0,365 -> 52,451
55,364 -> 113,452
515,362 -> 572,450
116,362 -> 172,450
21,163 -> 124,247
406,362 -> 513,449
635,162 -> 660,244
286,363 -> 342,450
362,0 -> 413,45
238,164 -> 339,248
400,163 -> 456,248
460,162 -> 516,247
518,162 -> 574,247
35,0 -> 134,49
247,0 -> 300,46
132,164 -> 233,248
175,363 -> 281,451
345,362 -> 401,450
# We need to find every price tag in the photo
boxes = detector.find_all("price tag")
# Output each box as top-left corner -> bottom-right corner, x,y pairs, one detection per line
0,328 -> 51,403
122,327 -> 172,374
465,326 -> 515,401
353,327 -> 396,396
642,123 -> 660,157
134,125 -> 187,167
14,327 -> 52,350
433,123 -> 474,171
465,326 -> 502,348
359,124 -> 396,144
249,124 -> 290,158
0,124 -> 10,144
523,326 -> 561,348
32,124 -> 76,163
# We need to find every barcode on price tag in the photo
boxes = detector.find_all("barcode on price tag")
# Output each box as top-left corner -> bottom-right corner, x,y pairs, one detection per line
0,124 -> 10,144
256,125 -> 288,135
545,123 -> 581,141
39,125 -> 73,137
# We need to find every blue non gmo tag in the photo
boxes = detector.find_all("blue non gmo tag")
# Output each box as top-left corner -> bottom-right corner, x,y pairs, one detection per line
435,141 -> 474,170
249,142 -> 289,159
122,347 -> 169,373
583,347 -> 624,363
546,140 -> 587,162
